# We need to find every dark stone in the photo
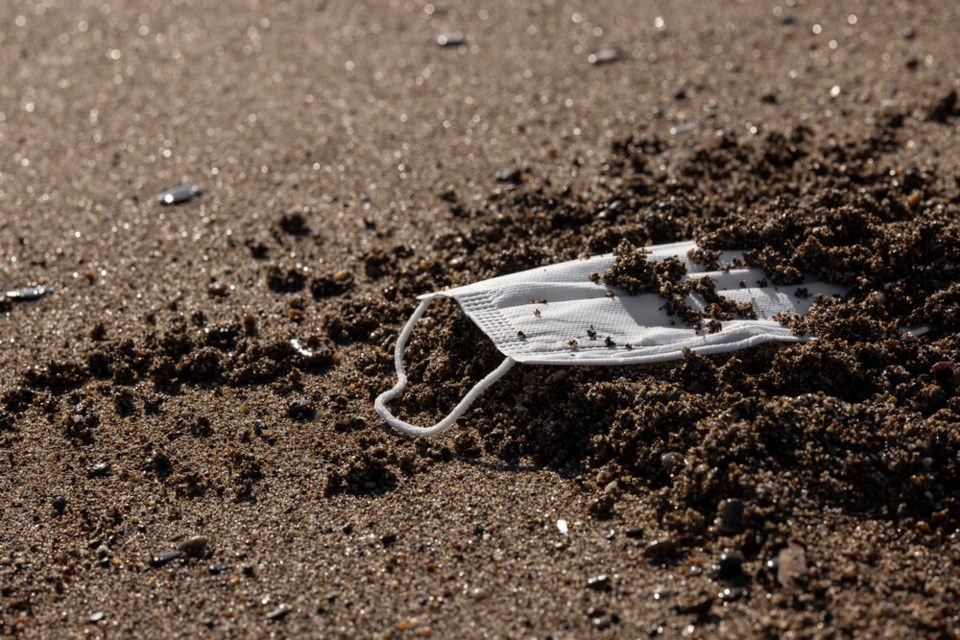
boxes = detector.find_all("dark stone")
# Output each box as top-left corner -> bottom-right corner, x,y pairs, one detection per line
717,551 -> 744,579
716,498 -> 745,534
150,550 -> 183,568
930,361 -> 954,381
51,495 -> 67,513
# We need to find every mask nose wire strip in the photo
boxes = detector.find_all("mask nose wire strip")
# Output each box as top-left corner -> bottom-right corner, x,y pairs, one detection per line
375,294 -> 516,438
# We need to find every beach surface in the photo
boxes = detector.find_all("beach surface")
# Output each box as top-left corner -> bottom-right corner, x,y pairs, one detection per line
1,1 -> 959,637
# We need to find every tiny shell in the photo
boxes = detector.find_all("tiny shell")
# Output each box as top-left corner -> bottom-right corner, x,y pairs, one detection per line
588,48 -> 621,65
157,184 -> 202,205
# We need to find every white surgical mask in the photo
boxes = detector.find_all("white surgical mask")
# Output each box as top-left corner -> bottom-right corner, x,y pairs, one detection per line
375,240 -> 846,437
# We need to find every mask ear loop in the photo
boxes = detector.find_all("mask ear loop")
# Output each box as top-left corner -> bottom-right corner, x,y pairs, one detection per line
375,294 -> 516,438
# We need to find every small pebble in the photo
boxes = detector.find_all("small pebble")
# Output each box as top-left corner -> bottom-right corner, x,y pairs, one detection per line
150,550 -> 183,568
930,361 -> 954,380
777,543 -> 806,590
596,468 -> 616,485
88,611 -> 105,623
209,562 -> 231,575
669,122 -> 696,135
157,184 -> 202,205
5,285 -> 53,302
715,498 -> 745,534
660,452 -> 683,474
51,495 -> 67,513
625,526 -> 644,539
586,574 -> 612,592
716,551 -> 744,580
644,538 -> 678,559
436,33 -> 465,47
588,48 -> 621,65
87,462 -> 112,478
588,494 -> 615,519
178,536 -> 209,558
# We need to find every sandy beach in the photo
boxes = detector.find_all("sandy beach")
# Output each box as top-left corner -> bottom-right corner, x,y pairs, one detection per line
1,1 -> 958,637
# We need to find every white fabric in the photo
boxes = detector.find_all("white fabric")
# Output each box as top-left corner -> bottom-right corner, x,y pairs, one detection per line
376,240 -> 846,436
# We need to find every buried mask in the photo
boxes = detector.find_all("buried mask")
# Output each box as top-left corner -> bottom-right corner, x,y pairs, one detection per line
375,240 -> 847,437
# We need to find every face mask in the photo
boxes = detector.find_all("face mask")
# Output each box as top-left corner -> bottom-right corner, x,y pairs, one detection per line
375,240 -> 846,437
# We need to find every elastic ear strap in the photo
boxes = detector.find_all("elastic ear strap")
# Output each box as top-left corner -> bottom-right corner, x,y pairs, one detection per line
375,296 -> 516,438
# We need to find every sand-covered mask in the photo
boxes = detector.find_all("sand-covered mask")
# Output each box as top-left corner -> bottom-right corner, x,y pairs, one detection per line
375,240 -> 846,437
